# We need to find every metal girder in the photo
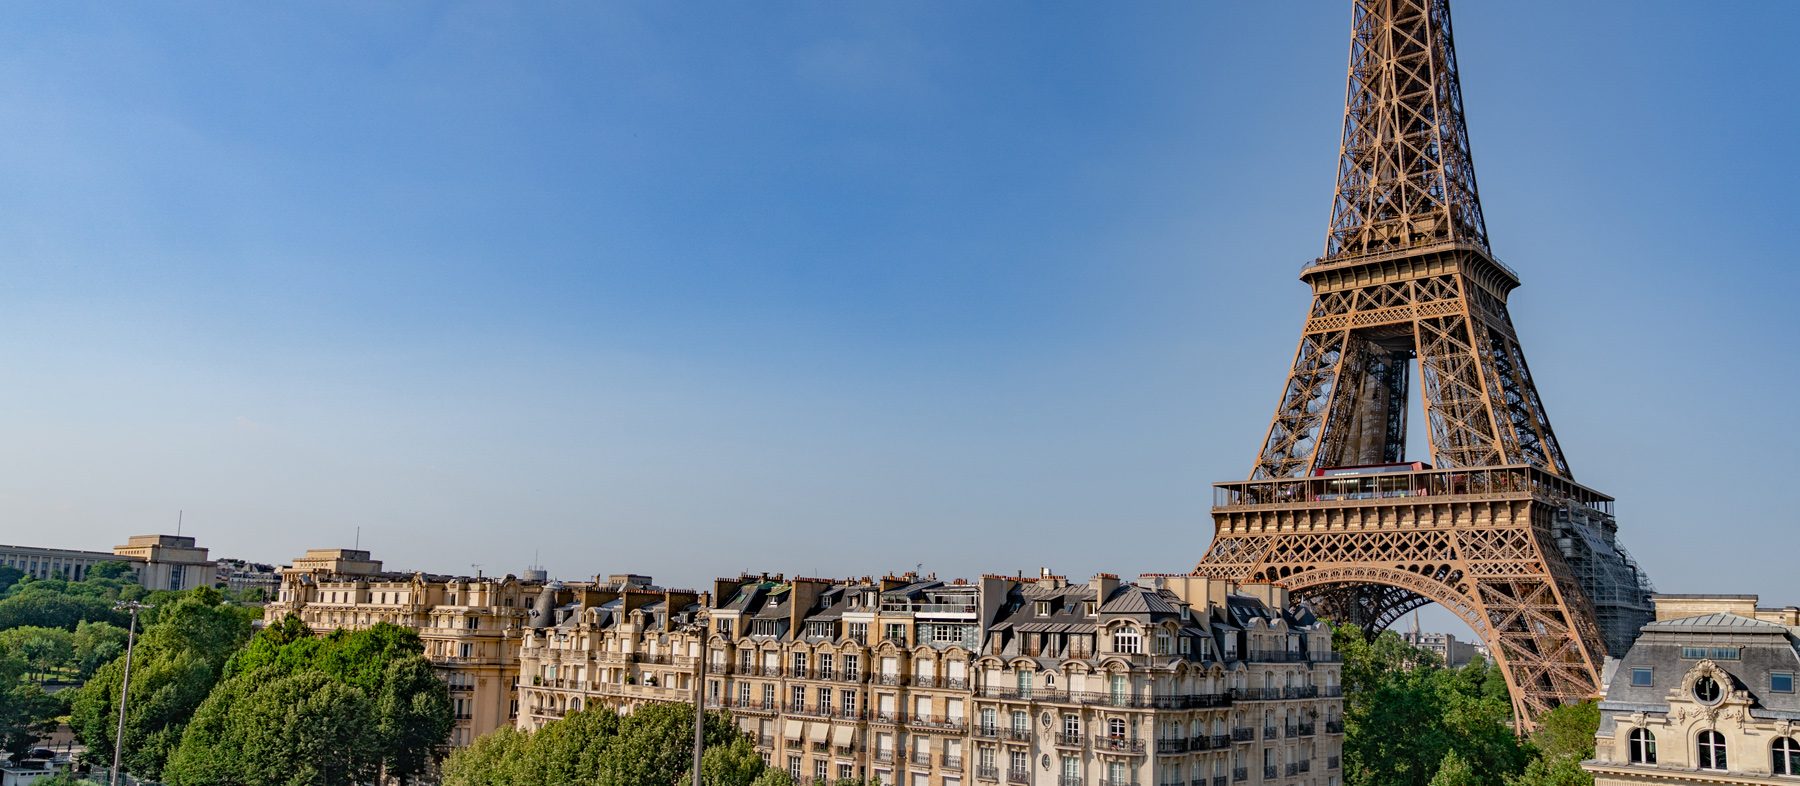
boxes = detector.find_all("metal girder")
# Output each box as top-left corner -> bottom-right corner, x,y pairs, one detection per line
1217,0 -> 1652,727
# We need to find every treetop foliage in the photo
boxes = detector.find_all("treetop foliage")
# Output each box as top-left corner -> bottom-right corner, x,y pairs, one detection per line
444,702 -> 762,786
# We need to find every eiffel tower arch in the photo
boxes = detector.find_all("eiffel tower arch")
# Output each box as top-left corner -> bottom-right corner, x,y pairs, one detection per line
1195,0 -> 1653,722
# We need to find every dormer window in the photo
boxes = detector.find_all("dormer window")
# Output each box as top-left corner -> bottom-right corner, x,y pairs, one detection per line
1112,628 -> 1142,654
1036,601 -> 1051,616
1085,602 -> 1097,616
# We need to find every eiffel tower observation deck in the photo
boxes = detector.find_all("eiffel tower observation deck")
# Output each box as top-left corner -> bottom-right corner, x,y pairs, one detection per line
1194,0 -> 1654,723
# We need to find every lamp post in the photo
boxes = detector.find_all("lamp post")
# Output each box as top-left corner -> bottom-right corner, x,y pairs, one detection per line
111,600 -> 151,786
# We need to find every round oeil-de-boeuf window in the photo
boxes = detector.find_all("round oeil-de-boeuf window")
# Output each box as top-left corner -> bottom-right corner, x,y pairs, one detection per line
1693,676 -> 1722,704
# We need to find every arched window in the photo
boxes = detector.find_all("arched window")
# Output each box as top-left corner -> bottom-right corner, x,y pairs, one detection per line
1774,737 -> 1800,775
1698,730 -> 1727,770
1628,728 -> 1657,764
1108,718 -> 1127,739
1113,627 -> 1142,654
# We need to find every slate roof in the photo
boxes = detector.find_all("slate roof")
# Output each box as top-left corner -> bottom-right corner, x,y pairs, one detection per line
1642,613 -> 1792,635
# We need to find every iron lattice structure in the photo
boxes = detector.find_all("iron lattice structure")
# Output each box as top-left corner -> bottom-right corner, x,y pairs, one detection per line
1196,0 -> 1653,722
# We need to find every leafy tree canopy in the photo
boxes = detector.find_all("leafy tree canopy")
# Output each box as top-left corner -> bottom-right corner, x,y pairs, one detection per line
444,702 -> 755,786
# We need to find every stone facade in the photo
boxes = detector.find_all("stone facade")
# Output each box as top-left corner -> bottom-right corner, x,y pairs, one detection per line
1,534 -> 217,589
265,552 -> 545,748
1586,594 -> 1800,786
517,571 -> 1344,786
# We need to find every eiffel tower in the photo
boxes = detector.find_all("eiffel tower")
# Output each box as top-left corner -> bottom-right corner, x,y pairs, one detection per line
1194,0 -> 1653,721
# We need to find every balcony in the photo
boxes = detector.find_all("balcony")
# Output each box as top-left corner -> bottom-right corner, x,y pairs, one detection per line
1285,763 -> 1298,777
878,674 -> 903,686
763,667 -> 784,677
1099,780 -> 1138,786
873,712 -> 900,725
758,734 -> 774,747
1283,686 -> 1319,700
1263,766 -> 1278,781
706,663 -> 733,675
1325,721 -> 1344,734
913,676 -> 940,688
1323,686 -> 1344,698
874,750 -> 895,763
838,708 -> 864,720
1061,777 -> 1084,786
1297,761 -> 1310,773
1189,736 -> 1210,752
1055,732 -> 1084,748
1263,727 -> 1278,741
1212,734 -> 1232,748
1213,777 -> 1228,786
1309,652 -> 1343,663
1232,768 -> 1248,783
1008,769 -> 1031,784
1232,688 -> 1281,702
1231,728 -> 1254,742
1327,757 -> 1340,770
1003,729 -> 1033,743
911,750 -> 933,767
1297,723 -> 1315,737
942,754 -> 963,771
975,726 -> 999,739
1245,650 -> 1305,663
817,668 -> 835,681
843,671 -> 863,683
1093,736 -> 1146,755
1284,725 -> 1298,739
1156,738 -> 1189,754
977,765 -> 1000,781
788,667 -> 812,679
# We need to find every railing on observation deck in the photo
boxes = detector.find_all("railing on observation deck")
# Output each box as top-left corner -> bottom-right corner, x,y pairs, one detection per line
1212,464 -> 1611,514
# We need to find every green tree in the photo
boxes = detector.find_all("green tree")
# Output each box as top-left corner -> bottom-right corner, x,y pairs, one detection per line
1336,624 -> 1529,786
442,703 -> 760,786
89,562 -> 136,581
1431,749 -> 1480,786
174,621 -> 450,785
0,587 -> 128,631
165,669 -> 379,786
67,590 -> 255,779
0,626 -> 75,680
1507,701 -> 1600,786
73,620 -> 129,678
0,566 -> 23,595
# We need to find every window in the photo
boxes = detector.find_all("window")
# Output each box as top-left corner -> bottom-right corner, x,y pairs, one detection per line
842,690 -> 857,716
1630,668 -> 1653,687
816,759 -> 829,781
1156,629 -> 1172,655
819,688 -> 832,711
1694,676 -> 1722,704
1037,602 -> 1052,616
1712,647 -> 1741,660
792,686 -> 805,711
1085,602 -> 1096,616
1775,737 -> 1800,776
981,708 -> 997,734
1113,628 -> 1142,654
764,684 -> 776,706
1628,728 -> 1656,764
1180,636 -> 1192,655
1697,730 -> 1727,770
1681,647 -> 1709,659
1017,671 -> 1033,698
849,623 -> 869,644
788,756 -> 802,778
1063,715 -> 1081,737
1108,718 -> 1126,739
1010,751 -> 1028,776
1775,673 -> 1795,693
1011,711 -> 1029,734
885,623 -> 908,644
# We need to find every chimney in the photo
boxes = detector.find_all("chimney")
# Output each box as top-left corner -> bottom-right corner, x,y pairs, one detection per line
1239,582 -> 1290,611
788,577 -> 832,633
1090,574 -> 1120,605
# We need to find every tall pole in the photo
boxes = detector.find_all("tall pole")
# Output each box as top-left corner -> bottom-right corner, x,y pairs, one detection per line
111,601 -> 150,786
692,651 -> 705,786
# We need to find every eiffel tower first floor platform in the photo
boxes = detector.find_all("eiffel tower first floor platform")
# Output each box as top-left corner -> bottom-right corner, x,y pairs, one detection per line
1194,463 -> 1651,722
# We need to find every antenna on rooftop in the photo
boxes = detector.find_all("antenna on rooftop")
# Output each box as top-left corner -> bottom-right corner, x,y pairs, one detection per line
355,527 -> 361,550
473,564 -> 483,579
176,510 -> 183,537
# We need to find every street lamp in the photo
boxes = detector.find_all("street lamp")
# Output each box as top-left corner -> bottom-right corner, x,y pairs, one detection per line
110,600 -> 151,786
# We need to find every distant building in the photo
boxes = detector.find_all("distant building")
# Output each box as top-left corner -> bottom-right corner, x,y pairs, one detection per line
1400,630 -> 1477,668
265,550 -> 545,748
1,534 -> 216,590
217,558 -> 282,596
111,535 -> 218,592
1585,594 -> 1800,785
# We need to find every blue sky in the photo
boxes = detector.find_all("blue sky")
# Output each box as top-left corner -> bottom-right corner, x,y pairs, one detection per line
2,2 -> 1796,635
